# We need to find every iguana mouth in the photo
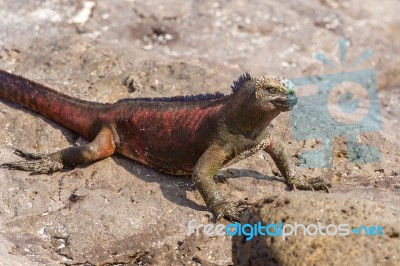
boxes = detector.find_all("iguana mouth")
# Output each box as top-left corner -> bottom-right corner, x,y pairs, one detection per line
274,99 -> 290,109
274,96 -> 297,111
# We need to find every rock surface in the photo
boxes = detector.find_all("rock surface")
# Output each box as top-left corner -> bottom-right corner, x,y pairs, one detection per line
0,0 -> 399,265
233,192 -> 400,265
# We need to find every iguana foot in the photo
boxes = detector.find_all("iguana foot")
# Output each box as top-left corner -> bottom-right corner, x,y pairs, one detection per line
213,199 -> 251,222
289,176 -> 331,192
0,150 -> 63,174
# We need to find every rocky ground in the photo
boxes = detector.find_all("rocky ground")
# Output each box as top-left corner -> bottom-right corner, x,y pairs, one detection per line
233,192 -> 400,265
0,0 -> 399,265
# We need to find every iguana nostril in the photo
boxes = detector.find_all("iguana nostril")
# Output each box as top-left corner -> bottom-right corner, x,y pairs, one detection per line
288,92 -> 298,109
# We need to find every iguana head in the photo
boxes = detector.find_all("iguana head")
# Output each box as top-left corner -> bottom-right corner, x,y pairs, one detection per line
229,73 -> 297,134
254,74 -> 297,112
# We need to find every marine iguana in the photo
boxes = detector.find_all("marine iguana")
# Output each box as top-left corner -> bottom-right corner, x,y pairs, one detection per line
0,70 -> 329,221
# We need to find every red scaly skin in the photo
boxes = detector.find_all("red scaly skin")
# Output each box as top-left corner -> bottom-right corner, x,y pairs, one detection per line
0,69 -> 103,140
0,69 -> 228,174
102,101 -> 225,175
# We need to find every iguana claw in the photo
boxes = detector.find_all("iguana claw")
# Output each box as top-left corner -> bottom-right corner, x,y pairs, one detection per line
289,176 -> 331,193
14,149 -> 46,160
1,150 -> 63,175
213,199 -> 252,222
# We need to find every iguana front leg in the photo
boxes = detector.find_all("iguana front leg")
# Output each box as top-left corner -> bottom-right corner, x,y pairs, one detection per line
193,144 -> 248,221
1,127 -> 116,174
264,136 -> 330,192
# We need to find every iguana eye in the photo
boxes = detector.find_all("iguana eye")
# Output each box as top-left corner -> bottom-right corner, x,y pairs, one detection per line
268,87 -> 277,94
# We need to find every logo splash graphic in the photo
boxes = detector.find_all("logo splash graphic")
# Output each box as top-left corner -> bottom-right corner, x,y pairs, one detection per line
289,38 -> 381,168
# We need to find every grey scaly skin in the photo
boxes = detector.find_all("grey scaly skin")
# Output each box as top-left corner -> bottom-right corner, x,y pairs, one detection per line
0,70 -> 330,221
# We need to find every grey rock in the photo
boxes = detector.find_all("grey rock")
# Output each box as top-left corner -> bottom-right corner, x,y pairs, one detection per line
233,192 -> 400,266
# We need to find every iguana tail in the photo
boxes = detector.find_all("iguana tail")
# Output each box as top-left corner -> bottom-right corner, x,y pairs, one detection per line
0,69 -> 104,140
